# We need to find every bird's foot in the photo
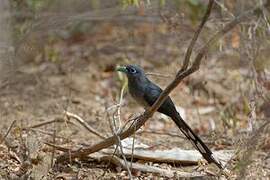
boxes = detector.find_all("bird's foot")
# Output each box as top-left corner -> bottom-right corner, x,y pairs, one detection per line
194,159 -> 217,176
198,159 -> 208,167
194,159 -> 208,172
195,159 -> 232,177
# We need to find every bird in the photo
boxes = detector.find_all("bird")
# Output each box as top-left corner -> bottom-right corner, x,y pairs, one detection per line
117,64 -> 223,169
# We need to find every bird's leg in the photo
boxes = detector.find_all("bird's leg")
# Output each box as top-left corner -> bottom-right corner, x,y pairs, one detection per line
195,158 -> 209,172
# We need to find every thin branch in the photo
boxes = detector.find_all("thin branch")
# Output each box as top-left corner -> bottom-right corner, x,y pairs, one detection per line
110,83 -> 133,179
0,120 -> 16,144
214,0 -> 235,18
113,134 -> 133,179
145,72 -> 173,78
180,0 -> 214,72
22,118 -> 70,130
65,111 -> 106,139
30,128 -> 69,140
44,142 -> 71,152
50,130 -> 56,168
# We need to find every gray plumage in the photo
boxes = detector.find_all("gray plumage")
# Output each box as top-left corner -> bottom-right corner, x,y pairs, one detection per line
117,64 -> 223,169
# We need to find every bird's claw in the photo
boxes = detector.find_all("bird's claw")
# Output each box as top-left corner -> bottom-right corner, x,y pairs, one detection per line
197,159 -> 208,168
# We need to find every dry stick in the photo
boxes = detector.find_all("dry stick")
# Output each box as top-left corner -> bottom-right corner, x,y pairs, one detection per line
44,142 -> 71,152
113,133 -> 133,179
30,128 -> 69,140
110,84 -> 133,179
130,127 -> 136,170
65,111 -> 106,139
0,120 -> 16,144
104,109 -> 121,177
50,130 -> 56,168
145,72 -> 173,78
56,1 -> 265,164
22,118 -> 70,130
180,0 -> 214,72
119,83 -> 136,173
214,0 -> 235,18
115,80 -> 126,131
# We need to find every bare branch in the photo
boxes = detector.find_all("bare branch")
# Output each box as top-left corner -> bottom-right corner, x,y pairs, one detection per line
65,111 -> 106,139
180,0 -> 214,72
0,120 -> 16,144
107,84 -> 133,179
44,142 -> 71,152
22,118 -> 69,130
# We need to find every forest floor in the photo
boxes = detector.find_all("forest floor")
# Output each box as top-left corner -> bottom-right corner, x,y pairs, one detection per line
0,21 -> 269,179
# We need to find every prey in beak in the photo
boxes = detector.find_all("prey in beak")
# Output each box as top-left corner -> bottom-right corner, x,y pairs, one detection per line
116,66 -> 128,73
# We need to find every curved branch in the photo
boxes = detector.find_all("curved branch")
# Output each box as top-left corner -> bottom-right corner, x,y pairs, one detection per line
180,0 -> 214,72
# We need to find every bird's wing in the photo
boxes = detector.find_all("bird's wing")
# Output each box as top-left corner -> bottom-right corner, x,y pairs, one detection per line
143,84 -> 163,106
143,83 -> 177,117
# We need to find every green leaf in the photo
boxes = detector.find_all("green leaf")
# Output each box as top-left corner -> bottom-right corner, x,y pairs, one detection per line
159,0 -> 165,6
133,0 -> 140,7
188,0 -> 200,6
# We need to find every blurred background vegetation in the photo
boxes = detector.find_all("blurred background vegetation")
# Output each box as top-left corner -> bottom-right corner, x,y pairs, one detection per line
0,0 -> 269,179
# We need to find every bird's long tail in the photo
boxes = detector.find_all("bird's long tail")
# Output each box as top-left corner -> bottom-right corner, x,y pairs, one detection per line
171,112 -> 223,169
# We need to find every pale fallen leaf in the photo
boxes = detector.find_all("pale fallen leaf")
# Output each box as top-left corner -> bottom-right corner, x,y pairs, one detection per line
99,155 -> 207,178
197,106 -> 216,115
118,137 -> 149,149
104,148 -> 234,166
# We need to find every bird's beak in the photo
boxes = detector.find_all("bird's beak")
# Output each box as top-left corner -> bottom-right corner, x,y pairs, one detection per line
116,66 -> 128,73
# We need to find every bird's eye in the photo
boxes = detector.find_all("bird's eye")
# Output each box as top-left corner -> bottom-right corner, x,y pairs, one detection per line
129,68 -> 137,74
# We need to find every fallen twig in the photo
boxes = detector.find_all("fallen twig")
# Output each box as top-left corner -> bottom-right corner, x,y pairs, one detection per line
22,118 -> 70,130
48,140 -> 234,167
50,130 -> 56,168
108,82 -> 133,179
65,111 -> 106,139
0,120 -> 16,144
44,142 -> 72,152
29,128 -> 69,140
